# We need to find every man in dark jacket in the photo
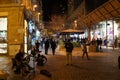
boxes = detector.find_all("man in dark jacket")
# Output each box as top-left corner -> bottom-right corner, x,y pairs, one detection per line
14,48 -> 25,73
35,40 -> 40,51
44,39 -> 50,55
65,39 -> 73,65
50,39 -> 57,55
14,48 -> 33,74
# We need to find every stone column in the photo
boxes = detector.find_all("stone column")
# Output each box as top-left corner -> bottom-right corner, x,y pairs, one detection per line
112,18 -> 114,50
87,26 -> 91,42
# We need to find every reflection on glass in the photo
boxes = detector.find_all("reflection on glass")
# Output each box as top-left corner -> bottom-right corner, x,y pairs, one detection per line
0,43 -> 7,54
0,17 -> 7,54
0,31 -> 7,43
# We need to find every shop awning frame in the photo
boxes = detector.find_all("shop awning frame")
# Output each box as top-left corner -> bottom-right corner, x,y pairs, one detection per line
67,0 -> 120,28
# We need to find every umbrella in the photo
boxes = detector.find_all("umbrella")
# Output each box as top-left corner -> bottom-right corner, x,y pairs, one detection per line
60,29 -> 84,35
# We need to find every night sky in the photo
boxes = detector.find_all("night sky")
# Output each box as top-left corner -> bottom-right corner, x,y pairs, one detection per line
42,0 -> 68,22
85,0 -> 108,14
42,0 -> 108,22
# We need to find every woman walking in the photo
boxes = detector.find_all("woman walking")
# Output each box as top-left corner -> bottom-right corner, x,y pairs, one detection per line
82,41 -> 90,60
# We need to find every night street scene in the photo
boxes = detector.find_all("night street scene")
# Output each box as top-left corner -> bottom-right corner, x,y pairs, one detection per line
0,0 -> 120,80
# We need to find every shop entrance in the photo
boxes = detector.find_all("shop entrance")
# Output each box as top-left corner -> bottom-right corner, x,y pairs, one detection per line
0,17 -> 7,54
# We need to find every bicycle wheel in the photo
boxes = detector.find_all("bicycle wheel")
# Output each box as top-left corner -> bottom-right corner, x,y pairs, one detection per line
42,56 -> 47,64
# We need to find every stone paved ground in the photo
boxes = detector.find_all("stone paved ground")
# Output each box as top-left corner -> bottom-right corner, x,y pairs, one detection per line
0,47 -> 120,80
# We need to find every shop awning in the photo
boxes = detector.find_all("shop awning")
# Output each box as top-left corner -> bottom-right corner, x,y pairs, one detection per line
67,0 -> 120,27
60,29 -> 84,35
79,0 -> 120,26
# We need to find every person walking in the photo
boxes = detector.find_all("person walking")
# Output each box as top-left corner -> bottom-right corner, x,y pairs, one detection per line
40,38 -> 45,49
44,39 -> 50,55
35,40 -> 40,51
65,39 -> 73,65
99,38 -> 102,51
82,41 -> 90,60
50,39 -> 57,55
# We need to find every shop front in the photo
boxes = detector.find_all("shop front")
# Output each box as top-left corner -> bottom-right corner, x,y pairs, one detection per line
90,19 -> 120,48
0,17 -> 7,54
28,20 -> 42,50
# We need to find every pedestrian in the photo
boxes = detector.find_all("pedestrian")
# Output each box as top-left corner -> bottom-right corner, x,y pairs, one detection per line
114,36 -> 117,48
14,48 -> 32,74
50,39 -> 57,55
82,41 -> 90,60
31,46 -> 36,57
14,48 -> 25,74
44,39 -> 50,55
99,38 -> 102,51
40,38 -> 45,49
65,39 -> 73,65
96,38 -> 100,52
35,40 -> 40,51
104,38 -> 107,46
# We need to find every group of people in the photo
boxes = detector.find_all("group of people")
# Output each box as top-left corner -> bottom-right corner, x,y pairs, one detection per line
13,44 -> 48,74
34,38 -> 58,55
64,38 -> 90,66
13,37 -> 90,74
44,38 -> 57,55
12,37 -> 58,74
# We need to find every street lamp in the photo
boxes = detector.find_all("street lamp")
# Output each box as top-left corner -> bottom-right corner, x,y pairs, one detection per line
38,12 -> 41,22
33,4 -> 37,11
74,20 -> 77,30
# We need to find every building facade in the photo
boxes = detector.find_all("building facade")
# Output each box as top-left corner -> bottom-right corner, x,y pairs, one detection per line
0,0 -> 43,56
66,0 -> 120,48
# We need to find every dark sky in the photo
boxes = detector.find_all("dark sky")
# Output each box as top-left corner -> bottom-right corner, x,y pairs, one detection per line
42,0 -> 68,22
85,0 -> 108,14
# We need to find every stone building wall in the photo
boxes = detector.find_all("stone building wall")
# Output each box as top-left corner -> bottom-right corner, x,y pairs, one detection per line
0,4 -> 25,56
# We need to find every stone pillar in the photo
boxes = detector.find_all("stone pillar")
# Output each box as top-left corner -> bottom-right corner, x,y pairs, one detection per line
112,18 -> 114,50
106,20 -> 108,48
87,26 -> 91,42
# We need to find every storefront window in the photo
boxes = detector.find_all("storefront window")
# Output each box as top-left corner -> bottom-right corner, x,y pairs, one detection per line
0,17 -> 7,54
107,20 -> 118,46
28,20 -> 36,48
90,20 -> 119,47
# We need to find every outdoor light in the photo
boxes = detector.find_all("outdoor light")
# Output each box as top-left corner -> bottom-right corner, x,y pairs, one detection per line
74,20 -> 77,29
38,12 -> 41,22
74,20 -> 77,23
38,12 -> 41,15
33,4 -> 37,11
